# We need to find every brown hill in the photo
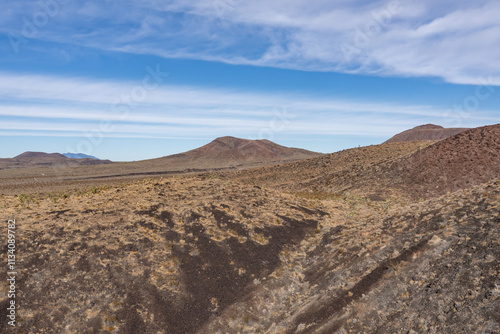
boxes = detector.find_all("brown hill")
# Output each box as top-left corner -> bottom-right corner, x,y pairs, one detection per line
300,124 -> 500,200
0,138 -> 320,195
388,123 -> 500,198
226,141 -> 432,192
0,151 -> 113,170
384,124 -> 469,143
159,136 -> 321,168
14,152 -> 67,159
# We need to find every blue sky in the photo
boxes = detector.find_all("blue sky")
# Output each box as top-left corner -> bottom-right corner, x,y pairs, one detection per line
1,0 -> 499,161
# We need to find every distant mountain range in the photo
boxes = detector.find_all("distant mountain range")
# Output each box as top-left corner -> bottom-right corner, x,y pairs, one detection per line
0,137 -> 320,171
384,124 -> 470,143
0,152 -> 112,170
62,153 -> 100,160
0,125 -> 484,172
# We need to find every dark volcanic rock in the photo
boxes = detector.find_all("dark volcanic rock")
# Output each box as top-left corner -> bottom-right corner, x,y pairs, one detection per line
390,124 -> 500,198
298,124 -> 500,200
3,178 -> 323,333
201,180 -> 500,334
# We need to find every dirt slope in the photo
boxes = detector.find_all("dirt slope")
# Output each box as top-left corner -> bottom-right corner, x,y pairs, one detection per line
1,175 -> 498,333
202,179 -> 500,334
0,177 -> 329,333
384,124 -> 470,143
227,141 -> 432,192
300,124 -> 500,200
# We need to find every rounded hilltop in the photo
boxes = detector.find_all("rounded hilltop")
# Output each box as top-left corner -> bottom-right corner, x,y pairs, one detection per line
384,123 -> 470,143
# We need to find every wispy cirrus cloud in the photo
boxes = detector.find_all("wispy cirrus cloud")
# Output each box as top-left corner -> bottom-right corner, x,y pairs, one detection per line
0,72 -> 498,142
2,0 -> 499,85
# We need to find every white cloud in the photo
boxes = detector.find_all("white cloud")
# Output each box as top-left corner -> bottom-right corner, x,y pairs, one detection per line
0,72 -> 436,116
3,1 -> 500,84
1,72 -> 498,141
1,0 -> 498,85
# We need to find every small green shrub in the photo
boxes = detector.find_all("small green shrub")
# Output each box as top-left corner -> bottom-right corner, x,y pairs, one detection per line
19,193 -> 34,209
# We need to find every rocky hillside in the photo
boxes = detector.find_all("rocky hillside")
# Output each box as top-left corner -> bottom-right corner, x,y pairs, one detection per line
384,124 -> 469,143
226,141 -> 432,192
1,175 -> 498,333
295,124 -> 500,200
387,124 -> 500,198
202,179 -> 500,334
1,177 -> 328,333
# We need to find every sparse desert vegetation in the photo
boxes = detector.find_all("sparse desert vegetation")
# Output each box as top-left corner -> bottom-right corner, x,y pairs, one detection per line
0,126 -> 499,333
3,0 -> 500,331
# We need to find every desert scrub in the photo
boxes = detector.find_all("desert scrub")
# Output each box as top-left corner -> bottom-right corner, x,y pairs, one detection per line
19,193 -> 34,209
47,192 -> 59,203
47,191 -> 69,203
85,184 -> 111,196
291,191 -> 343,201
88,186 -> 100,195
